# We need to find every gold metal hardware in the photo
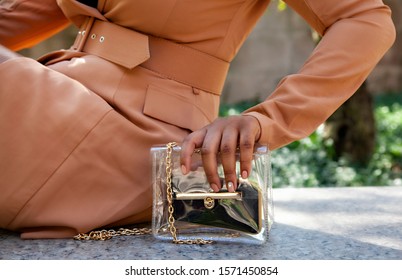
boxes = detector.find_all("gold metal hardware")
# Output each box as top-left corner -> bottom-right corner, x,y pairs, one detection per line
175,192 -> 242,200
74,142 -> 213,244
204,197 -> 215,209
165,142 -> 213,245
73,227 -> 151,241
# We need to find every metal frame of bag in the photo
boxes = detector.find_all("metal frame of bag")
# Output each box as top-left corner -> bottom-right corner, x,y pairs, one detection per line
151,142 -> 274,244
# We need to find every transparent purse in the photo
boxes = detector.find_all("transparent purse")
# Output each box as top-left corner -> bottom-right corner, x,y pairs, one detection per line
151,142 -> 273,244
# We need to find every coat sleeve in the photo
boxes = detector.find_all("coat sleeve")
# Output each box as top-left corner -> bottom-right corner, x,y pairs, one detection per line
0,0 -> 70,51
243,0 -> 396,150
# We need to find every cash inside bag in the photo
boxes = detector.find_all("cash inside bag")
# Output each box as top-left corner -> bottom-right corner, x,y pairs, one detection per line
151,143 -> 273,244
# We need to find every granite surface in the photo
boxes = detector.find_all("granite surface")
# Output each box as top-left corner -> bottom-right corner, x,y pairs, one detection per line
1,186 -> 401,260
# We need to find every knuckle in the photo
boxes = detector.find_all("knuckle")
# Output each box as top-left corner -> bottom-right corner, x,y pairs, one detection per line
240,140 -> 254,150
220,144 -> 234,155
182,132 -> 195,143
224,170 -> 237,178
205,173 -> 218,183
200,147 -> 213,156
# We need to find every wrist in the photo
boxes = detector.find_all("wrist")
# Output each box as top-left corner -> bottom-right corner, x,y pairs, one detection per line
243,114 -> 262,142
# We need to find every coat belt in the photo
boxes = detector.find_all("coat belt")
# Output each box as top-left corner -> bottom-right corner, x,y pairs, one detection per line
71,17 -> 229,95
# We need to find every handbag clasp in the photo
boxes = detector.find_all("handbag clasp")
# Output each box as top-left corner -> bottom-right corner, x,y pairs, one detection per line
204,197 -> 215,209
174,192 -> 242,209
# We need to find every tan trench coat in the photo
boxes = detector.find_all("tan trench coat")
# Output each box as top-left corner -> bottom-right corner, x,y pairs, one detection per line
0,0 -> 395,238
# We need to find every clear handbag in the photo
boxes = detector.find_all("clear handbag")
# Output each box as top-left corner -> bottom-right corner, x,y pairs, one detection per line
151,142 -> 273,244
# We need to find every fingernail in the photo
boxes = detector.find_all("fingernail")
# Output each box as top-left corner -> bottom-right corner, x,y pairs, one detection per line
227,182 -> 234,192
241,170 -> 248,179
181,165 -> 187,175
210,183 -> 219,192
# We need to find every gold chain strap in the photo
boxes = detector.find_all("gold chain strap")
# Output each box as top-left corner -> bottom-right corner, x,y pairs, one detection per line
74,142 -> 212,245
165,142 -> 213,245
74,228 -> 152,241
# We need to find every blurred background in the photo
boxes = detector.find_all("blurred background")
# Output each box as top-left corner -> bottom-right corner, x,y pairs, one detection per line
20,0 -> 402,188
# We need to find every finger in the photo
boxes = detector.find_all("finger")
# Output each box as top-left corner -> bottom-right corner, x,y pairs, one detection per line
239,116 -> 261,179
220,128 -> 239,192
180,129 -> 206,175
200,126 -> 223,192
239,134 -> 255,180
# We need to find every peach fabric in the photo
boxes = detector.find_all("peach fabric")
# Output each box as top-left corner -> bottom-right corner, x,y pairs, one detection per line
0,0 -> 395,238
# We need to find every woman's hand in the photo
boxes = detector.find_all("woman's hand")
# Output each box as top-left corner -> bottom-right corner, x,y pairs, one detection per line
180,115 -> 261,192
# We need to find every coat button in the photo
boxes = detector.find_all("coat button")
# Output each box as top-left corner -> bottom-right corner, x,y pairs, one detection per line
192,87 -> 201,95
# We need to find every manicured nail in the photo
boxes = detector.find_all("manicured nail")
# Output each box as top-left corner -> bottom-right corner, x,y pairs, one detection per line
210,183 -> 219,192
227,182 -> 234,192
241,170 -> 248,179
181,165 -> 187,175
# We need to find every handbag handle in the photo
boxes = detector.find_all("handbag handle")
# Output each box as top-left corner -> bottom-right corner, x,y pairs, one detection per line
174,192 -> 242,210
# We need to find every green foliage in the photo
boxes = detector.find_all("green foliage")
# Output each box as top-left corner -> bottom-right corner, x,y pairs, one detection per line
276,0 -> 287,12
371,94 -> 402,185
219,99 -> 260,116
219,95 -> 402,187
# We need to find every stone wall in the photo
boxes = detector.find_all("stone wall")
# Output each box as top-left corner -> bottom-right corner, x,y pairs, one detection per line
368,0 -> 402,94
223,0 -> 402,104
19,25 -> 77,59
222,3 -> 315,104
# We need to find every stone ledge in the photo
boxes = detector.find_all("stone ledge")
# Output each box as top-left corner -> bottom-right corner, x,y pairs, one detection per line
1,187 -> 402,260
